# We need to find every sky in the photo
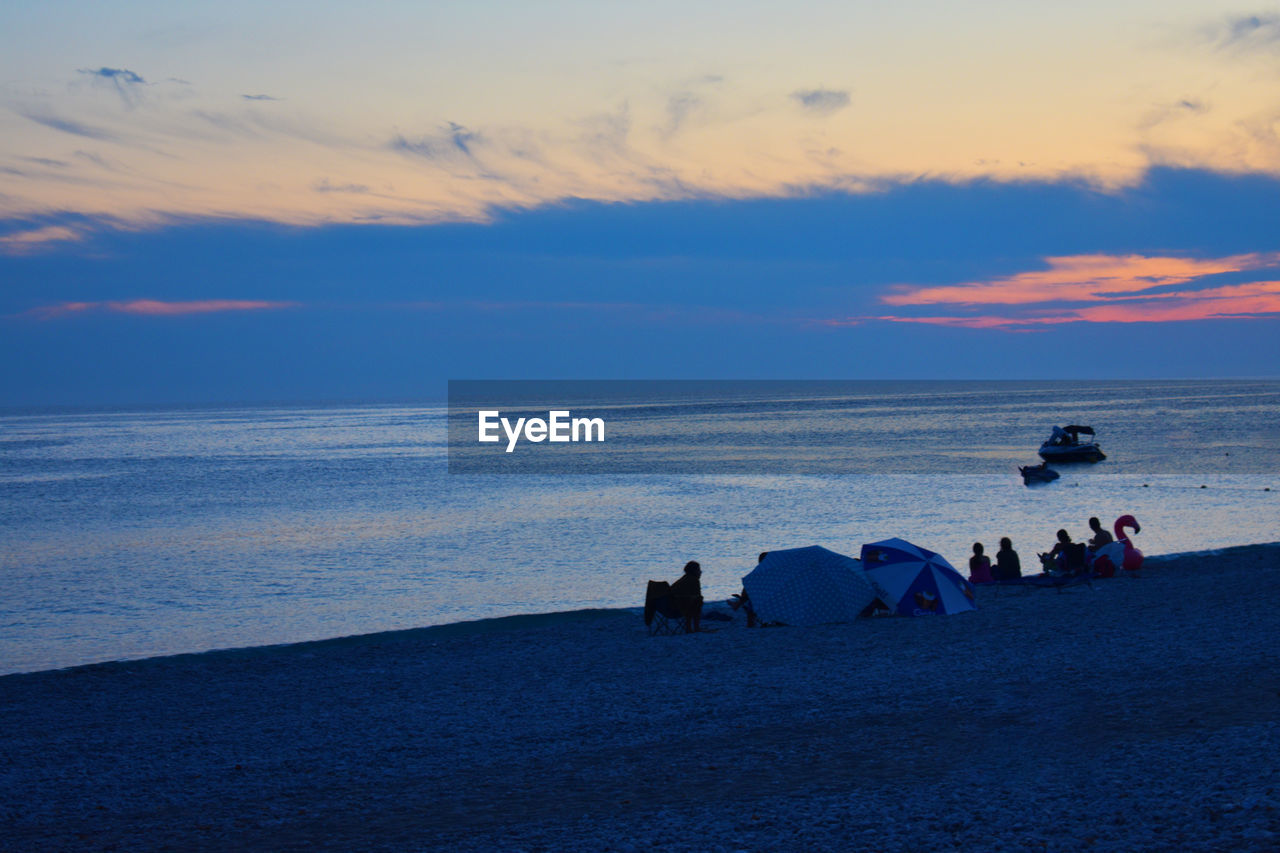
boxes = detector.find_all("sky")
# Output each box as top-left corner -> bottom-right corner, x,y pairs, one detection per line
2,2 -> 1280,405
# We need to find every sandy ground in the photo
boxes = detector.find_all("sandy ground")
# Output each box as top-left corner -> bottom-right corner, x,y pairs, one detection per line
2,544 -> 1279,851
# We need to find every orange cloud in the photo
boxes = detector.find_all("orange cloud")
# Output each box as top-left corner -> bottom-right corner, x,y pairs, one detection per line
853,253 -> 1280,330
844,279 -> 1280,328
24,299 -> 296,319
882,253 -> 1280,306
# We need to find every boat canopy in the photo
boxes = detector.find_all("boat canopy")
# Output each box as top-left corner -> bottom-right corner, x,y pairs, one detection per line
1062,425 -> 1095,436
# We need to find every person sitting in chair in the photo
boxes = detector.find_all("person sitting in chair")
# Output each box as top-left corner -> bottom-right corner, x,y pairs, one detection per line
1046,529 -> 1089,576
669,560 -> 703,633
1045,529 -> 1073,574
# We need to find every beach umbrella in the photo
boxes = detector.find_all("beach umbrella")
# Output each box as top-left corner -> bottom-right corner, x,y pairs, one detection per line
859,538 -> 976,617
741,545 -> 878,626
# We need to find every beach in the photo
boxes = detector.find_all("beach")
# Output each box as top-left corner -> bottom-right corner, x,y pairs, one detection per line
3,543 -> 1278,851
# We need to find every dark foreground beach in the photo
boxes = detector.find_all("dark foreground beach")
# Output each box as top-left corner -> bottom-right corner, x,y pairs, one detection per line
3,545 -> 1279,852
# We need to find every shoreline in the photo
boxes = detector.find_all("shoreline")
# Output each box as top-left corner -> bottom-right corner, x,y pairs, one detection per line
3,541 -> 1279,850
4,540 -> 1277,681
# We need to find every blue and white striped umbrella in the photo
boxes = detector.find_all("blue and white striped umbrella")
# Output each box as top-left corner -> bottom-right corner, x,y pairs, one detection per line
859,538 -> 977,617
741,545 -> 877,626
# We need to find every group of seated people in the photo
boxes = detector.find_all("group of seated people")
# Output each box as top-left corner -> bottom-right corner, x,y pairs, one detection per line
966,537 -> 1022,584
967,516 -> 1115,583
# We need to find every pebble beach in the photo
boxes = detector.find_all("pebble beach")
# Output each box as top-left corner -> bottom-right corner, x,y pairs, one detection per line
3,543 -> 1278,851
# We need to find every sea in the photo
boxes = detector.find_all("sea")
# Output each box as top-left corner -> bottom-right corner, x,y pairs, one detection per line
2,379 -> 1279,675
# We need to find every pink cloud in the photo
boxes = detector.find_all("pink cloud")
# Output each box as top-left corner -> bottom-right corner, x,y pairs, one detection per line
854,253 -> 1280,330
0,225 -> 83,255
839,279 -> 1280,329
108,299 -> 295,316
23,299 -> 296,319
882,253 -> 1280,307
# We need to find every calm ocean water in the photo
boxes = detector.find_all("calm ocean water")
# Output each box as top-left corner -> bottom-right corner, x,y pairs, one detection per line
2,380 -> 1279,674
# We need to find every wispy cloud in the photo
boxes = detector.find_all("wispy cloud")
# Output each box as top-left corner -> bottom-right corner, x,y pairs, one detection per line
390,122 -> 481,160
189,109 -> 267,140
836,253 -> 1280,329
16,109 -> 118,141
880,253 -> 1280,306
241,93 -> 281,101
78,67 -> 145,84
19,156 -> 71,168
73,150 -> 118,171
313,178 -> 370,194
1212,13 -> 1280,52
174,108 -> 350,150
790,88 -> 850,114
664,92 -> 703,136
0,225 -> 83,255
24,299 -> 297,319
1138,97 -> 1209,132
77,67 -> 148,107
851,281 -> 1280,328
574,104 -> 633,162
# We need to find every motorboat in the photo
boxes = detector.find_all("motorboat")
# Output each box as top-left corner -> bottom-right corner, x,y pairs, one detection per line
1019,462 -> 1060,485
1038,425 -> 1106,463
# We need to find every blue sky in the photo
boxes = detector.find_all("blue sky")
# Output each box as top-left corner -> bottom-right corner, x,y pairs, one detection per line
3,4 -> 1280,405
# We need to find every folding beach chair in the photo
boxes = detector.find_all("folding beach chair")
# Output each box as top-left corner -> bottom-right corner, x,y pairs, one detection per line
1062,542 -> 1089,577
644,580 -> 690,636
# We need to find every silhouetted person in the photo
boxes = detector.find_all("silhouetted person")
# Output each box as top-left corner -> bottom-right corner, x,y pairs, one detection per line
731,552 -> 767,627
670,560 -> 703,632
1088,516 -> 1113,548
1046,529 -> 1072,573
968,542 -> 993,584
1047,529 -> 1088,575
995,536 -> 1022,581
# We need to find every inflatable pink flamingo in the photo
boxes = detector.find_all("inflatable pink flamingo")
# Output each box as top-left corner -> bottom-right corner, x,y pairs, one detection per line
1115,514 -> 1143,573
1094,514 -> 1143,576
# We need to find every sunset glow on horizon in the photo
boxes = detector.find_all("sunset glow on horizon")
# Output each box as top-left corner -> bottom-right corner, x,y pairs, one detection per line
3,3 -> 1279,403
4,4 -> 1280,231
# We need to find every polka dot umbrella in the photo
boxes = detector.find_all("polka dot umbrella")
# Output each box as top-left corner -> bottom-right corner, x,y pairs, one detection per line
741,545 -> 878,626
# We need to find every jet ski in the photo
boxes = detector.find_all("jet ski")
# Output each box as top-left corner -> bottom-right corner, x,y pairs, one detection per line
1020,462 -> 1060,485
